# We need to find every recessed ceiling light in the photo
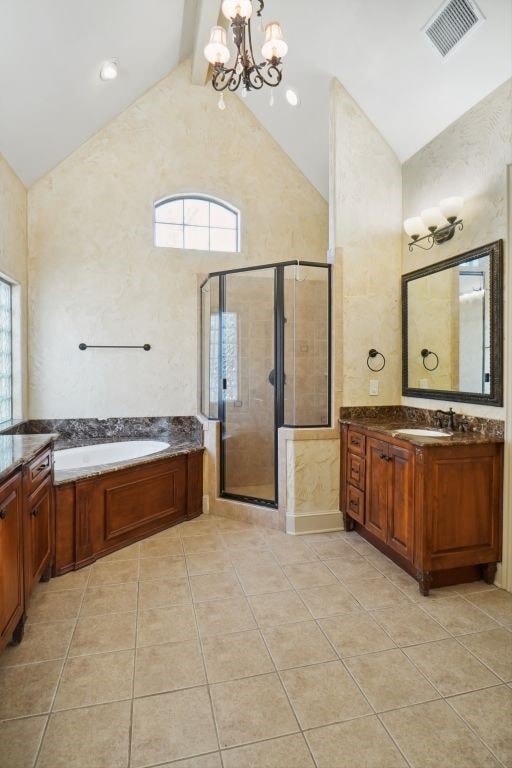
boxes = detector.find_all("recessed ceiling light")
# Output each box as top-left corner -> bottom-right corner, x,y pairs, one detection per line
285,88 -> 300,107
99,60 -> 119,81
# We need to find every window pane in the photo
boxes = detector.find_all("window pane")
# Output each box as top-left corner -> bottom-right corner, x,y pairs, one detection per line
155,199 -> 183,224
184,198 -> 209,227
210,203 -> 237,229
154,223 -> 183,248
210,228 -> 237,253
184,225 -> 210,251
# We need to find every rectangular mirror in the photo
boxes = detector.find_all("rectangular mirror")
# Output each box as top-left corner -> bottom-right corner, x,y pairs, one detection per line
402,240 -> 503,406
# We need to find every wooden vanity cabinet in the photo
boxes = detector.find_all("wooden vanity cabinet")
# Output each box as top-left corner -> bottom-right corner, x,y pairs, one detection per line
0,472 -> 24,651
366,438 -> 414,560
0,445 -> 54,652
24,474 -> 53,601
340,423 -> 503,594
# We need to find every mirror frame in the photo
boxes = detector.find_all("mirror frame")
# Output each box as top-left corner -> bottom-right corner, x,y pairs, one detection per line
402,239 -> 503,407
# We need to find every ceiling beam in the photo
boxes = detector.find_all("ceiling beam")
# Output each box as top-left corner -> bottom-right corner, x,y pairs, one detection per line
191,0 -> 222,86
179,0 -> 199,61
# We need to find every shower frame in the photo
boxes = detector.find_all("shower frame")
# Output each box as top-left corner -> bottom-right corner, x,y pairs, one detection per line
201,260 -> 332,509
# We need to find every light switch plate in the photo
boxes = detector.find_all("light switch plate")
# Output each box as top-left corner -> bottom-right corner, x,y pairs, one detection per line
369,379 -> 379,396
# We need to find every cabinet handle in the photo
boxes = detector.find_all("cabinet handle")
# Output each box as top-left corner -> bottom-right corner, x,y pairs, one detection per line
350,438 -> 359,445
379,453 -> 392,462
36,463 -> 48,471
0,509 -> 6,520
31,506 -> 40,517
349,499 -> 358,509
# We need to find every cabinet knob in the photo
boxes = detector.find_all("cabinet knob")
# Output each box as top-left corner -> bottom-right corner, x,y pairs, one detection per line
0,509 -> 6,520
31,506 -> 40,517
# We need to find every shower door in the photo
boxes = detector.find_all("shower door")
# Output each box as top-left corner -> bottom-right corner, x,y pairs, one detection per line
220,268 -> 277,506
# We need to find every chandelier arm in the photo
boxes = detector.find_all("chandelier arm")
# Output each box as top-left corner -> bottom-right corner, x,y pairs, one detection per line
256,1 -> 265,16
249,61 -> 282,88
212,66 -> 240,92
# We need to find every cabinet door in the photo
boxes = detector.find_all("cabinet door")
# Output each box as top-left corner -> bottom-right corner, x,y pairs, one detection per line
365,438 -> 389,542
25,476 -> 52,598
387,444 -> 414,559
0,474 -> 23,641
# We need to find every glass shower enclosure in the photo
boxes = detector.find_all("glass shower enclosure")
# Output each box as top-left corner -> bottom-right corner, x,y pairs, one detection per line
201,261 -> 331,508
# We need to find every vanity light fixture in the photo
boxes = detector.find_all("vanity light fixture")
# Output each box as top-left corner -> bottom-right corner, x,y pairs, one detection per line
99,60 -> 119,81
204,1 -> 288,107
404,196 -> 464,251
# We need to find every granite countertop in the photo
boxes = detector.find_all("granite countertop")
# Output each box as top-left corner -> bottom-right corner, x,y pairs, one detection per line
53,437 -> 204,486
0,434 -> 57,483
339,417 -> 504,447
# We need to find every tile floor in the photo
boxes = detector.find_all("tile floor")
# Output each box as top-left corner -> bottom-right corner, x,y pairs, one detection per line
1,514 -> 511,768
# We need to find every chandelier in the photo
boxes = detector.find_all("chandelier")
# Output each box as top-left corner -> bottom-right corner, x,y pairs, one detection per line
204,1 -> 288,102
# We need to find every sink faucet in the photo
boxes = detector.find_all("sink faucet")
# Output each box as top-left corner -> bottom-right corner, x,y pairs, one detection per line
435,407 -> 457,430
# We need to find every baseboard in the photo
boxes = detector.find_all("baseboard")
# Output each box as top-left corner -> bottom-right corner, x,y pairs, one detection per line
286,510 -> 344,535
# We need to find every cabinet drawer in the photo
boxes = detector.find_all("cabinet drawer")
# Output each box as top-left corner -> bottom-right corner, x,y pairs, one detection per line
348,453 -> 365,491
26,449 -> 52,496
347,485 -> 364,524
347,430 -> 365,457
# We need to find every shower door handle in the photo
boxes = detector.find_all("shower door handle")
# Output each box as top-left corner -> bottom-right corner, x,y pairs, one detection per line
222,378 -> 227,390
268,369 -> 275,387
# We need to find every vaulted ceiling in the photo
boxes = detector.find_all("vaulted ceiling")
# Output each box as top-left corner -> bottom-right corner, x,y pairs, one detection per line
1,0 -> 510,196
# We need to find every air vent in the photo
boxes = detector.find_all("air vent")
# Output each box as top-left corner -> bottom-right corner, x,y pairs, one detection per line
424,0 -> 484,57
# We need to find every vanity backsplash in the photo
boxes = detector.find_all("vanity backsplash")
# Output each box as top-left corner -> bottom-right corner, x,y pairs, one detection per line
339,405 -> 504,439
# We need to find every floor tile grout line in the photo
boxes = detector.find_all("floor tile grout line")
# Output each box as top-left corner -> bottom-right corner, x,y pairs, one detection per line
228,561 -> 316,765
127,573 -> 140,768
374,712 -> 414,768
186,551 -> 225,765
31,562 -> 92,768
442,688 -> 509,768
395,597 -> 512,685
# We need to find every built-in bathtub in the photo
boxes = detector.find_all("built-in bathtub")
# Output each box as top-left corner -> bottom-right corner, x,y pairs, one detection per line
54,440 -> 171,471
2,417 -> 205,575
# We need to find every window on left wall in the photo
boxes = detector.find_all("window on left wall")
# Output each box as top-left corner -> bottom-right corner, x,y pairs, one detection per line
0,278 -> 13,424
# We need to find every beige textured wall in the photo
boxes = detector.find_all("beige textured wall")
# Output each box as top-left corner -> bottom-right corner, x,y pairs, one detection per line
402,79 -> 511,419
0,154 -> 28,417
330,78 -> 403,409
27,60 -> 328,418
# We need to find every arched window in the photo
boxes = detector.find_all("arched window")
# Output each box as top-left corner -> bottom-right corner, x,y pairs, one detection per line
154,194 -> 240,252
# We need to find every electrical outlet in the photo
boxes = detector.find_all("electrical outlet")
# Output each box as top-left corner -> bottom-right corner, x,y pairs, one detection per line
369,379 -> 379,396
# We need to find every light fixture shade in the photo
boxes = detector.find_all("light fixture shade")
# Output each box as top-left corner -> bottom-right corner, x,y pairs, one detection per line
439,196 -> 464,222
99,60 -> 118,81
262,22 -> 288,61
403,217 -> 427,240
420,207 -> 446,232
204,26 -> 231,65
221,0 -> 253,20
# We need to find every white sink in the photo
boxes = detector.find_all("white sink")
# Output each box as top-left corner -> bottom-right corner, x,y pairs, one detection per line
394,428 -> 452,437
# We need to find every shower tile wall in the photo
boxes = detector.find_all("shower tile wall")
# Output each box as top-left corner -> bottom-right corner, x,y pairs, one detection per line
284,268 -> 329,427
